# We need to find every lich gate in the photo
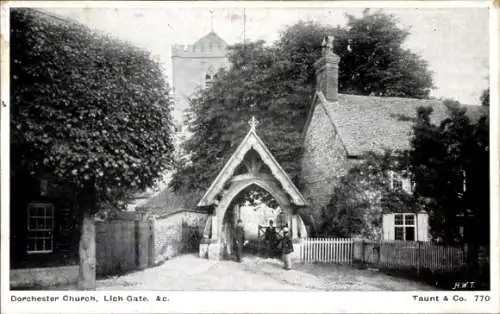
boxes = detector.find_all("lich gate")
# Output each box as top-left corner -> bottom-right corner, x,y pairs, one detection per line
198,117 -> 309,260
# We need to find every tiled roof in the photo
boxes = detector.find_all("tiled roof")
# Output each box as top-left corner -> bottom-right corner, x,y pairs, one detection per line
135,188 -> 204,217
319,93 -> 487,157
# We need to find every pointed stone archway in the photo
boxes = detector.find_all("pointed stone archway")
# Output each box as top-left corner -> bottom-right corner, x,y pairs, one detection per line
198,117 -> 309,260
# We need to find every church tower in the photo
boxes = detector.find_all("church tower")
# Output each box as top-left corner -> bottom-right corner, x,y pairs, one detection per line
171,31 -> 230,121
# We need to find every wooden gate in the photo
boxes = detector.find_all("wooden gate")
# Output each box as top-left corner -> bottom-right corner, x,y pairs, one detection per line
181,222 -> 202,253
257,225 -> 287,256
96,219 -> 154,276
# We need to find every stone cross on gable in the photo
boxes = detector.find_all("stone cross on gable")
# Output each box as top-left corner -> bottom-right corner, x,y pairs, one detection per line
248,116 -> 260,131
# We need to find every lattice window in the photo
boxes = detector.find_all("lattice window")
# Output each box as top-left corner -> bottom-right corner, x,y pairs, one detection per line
394,213 -> 416,241
393,177 -> 403,191
389,171 -> 404,191
26,203 -> 54,254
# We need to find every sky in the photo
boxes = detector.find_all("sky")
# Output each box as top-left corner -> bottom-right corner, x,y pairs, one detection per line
44,5 -> 490,107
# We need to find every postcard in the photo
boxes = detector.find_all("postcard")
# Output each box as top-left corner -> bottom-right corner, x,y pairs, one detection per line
1,1 -> 498,313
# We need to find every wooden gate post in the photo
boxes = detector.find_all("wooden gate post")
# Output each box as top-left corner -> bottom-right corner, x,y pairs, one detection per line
148,219 -> 155,267
134,220 -> 140,268
417,241 -> 421,275
361,240 -> 365,264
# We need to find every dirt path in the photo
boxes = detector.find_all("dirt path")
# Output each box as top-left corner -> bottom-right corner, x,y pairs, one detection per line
96,254 -> 436,291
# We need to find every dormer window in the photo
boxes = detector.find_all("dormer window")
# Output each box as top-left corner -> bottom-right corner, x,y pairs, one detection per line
392,177 -> 403,191
389,170 -> 412,193
205,66 -> 216,89
389,170 -> 403,191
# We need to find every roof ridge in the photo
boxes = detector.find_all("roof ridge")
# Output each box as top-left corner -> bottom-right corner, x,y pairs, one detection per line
193,31 -> 227,46
338,93 -> 443,104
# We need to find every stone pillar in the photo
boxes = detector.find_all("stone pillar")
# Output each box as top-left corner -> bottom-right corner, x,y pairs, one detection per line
297,216 -> 308,238
203,215 -> 222,260
200,215 -> 223,259
291,215 -> 299,240
199,240 -> 209,259
211,215 -> 218,240
233,204 -> 240,225
207,241 -> 223,260
291,239 -> 302,264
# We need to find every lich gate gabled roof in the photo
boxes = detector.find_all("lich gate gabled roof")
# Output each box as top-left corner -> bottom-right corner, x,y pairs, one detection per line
198,117 -> 308,207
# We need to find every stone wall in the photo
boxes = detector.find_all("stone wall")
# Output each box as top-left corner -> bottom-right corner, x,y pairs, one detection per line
10,265 -> 79,289
301,101 -> 351,222
153,211 -> 208,264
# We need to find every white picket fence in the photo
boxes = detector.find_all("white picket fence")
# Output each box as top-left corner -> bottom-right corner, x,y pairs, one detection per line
298,238 -> 466,273
299,238 -> 353,264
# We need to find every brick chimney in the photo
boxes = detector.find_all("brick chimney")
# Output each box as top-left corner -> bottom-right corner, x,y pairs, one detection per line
314,36 -> 340,102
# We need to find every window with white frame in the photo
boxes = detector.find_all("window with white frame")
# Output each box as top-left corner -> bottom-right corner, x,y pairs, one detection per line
389,170 -> 415,193
27,202 -> 54,254
394,213 -> 416,241
389,170 -> 403,191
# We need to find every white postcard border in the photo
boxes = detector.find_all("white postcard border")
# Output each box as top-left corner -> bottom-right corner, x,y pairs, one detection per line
1,1 -> 498,314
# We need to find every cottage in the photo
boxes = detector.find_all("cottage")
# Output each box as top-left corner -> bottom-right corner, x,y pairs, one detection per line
10,173 -> 81,289
300,36 -> 487,241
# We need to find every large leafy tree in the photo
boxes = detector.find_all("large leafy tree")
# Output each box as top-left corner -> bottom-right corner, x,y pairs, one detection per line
171,11 -> 434,197
406,104 -> 489,246
337,9 -> 434,98
171,40 -> 308,194
10,9 -> 174,289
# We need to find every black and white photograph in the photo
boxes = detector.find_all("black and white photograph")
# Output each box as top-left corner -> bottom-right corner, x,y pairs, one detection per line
1,1 -> 498,313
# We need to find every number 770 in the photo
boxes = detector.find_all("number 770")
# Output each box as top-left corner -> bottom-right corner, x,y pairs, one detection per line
474,295 -> 490,302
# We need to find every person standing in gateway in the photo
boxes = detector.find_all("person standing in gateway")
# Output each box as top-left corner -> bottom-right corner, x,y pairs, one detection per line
234,219 -> 245,262
280,227 -> 294,270
264,219 -> 277,258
